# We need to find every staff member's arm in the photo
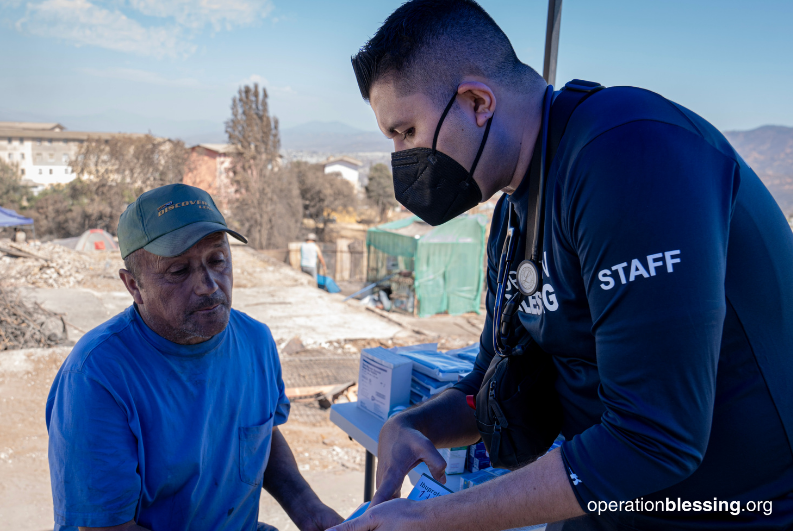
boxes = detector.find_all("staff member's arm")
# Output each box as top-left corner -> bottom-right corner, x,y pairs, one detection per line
369,196 -> 513,506
331,121 -> 736,530
355,197 -> 584,530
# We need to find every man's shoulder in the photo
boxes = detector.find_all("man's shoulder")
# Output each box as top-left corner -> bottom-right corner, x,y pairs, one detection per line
61,306 -> 138,374
229,308 -> 275,343
562,85 -> 737,163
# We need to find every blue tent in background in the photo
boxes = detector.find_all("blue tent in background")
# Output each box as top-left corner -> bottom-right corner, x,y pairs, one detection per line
0,207 -> 35,238
0,207 -> 33,227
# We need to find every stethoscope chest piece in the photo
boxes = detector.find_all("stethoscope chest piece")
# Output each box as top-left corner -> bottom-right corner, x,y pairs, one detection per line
516,259 -> 540,296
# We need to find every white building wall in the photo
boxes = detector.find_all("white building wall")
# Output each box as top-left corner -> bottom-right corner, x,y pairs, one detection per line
0,136 -> 79,188
324,162 -> 360,189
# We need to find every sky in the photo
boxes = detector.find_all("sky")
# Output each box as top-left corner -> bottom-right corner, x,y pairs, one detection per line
1,0 -> 791,140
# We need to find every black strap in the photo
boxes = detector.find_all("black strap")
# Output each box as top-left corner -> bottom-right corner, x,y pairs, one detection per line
469,115 -> 493,178
524,79 -> 604,270
432,92 -> 458,152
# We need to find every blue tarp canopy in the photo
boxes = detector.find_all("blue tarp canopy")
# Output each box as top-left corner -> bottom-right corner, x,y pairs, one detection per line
0,207 -> 34,228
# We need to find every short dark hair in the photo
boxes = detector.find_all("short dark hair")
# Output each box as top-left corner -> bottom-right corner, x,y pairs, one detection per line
351,0 -> 542,105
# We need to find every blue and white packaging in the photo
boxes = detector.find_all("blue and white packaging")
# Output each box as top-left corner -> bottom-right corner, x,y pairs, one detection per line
469,456 -> 491,472
344,474 -> 453,523
468,441 -> 490,471
445,343 -> 479,364
391,344 -> 474,382
357,347 -> 412,421
406,473 -> 454,500
410,390 -> 426,405
344,502 -> 370,522
411,371 -> 454,394
438,446 -> 468,474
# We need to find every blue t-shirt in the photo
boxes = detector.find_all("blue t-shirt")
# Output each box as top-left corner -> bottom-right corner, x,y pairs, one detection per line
46,305 -> 290,530
455,86 -> 793,529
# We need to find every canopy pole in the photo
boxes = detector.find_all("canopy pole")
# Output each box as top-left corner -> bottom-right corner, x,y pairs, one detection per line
543,0 -> 563,86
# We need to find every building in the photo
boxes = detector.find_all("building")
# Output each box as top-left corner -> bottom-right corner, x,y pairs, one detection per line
324,156 -> 363,190
183,144 -> 237,213
0,121 -> 111,190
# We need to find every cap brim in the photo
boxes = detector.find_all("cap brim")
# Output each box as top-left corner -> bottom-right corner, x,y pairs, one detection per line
143,221 -> 247,257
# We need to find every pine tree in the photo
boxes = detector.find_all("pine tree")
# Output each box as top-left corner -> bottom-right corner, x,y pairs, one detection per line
225,83 -> 301,249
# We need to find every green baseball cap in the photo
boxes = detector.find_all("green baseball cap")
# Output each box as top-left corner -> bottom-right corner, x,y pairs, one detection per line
118,183 -> 247,259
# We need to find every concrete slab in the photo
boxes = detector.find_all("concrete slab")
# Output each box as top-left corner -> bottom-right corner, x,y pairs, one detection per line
27,285 -> 402,346
234,287 -> 401,345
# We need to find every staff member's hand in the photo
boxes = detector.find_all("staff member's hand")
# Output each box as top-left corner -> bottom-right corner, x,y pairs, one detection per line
326,498 -> 425,531
369,415 -> 449,506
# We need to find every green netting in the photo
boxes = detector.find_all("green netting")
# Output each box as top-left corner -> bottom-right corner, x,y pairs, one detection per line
366,215 -> 487,317
366,216 -> 424,258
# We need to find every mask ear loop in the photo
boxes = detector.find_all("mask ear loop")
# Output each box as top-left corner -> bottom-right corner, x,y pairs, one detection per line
468,113 -> 493,178
431,91 -> 460,154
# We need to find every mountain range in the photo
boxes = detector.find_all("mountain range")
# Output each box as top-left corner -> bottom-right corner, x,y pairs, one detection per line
723,125 -> 793,216
1,108 -> 791,215
279,121 -> 393,153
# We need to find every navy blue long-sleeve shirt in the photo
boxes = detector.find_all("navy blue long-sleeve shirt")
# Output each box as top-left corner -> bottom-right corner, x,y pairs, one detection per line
454,86 -> 793,529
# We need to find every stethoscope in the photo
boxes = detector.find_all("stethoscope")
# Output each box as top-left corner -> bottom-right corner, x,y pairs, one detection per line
493,85 -> 554,357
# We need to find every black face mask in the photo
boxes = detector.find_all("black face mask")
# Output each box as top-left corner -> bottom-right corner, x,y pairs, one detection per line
390,91 -> 492,226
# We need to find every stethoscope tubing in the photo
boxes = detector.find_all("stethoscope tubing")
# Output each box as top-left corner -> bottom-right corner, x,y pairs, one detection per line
493,85 -> 554,356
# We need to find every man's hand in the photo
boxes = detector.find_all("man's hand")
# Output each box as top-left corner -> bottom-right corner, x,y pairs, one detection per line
326,498 -> 425,531
294,497 -> 343,531
263,427 -> 343,531
371,416 -> 449,506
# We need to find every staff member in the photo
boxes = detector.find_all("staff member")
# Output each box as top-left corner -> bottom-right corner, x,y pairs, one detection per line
332,1 -> 793,530
46,184 -> 343,531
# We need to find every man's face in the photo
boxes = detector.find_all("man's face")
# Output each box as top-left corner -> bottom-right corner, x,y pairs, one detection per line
370,80 -> 483,182
121,232 -> 233,345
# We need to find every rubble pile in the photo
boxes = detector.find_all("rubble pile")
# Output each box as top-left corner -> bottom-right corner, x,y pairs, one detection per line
0,286 -> 67,350
0,240 -> 123,290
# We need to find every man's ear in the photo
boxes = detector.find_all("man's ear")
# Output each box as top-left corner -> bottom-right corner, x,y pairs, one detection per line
457,81 -> 496,127
119,269 -> 144,305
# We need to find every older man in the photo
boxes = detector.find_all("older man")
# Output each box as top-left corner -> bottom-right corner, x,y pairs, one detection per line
46,184 -> 343,531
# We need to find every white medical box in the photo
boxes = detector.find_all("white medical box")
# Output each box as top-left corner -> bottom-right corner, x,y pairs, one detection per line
357,347 -> 412,421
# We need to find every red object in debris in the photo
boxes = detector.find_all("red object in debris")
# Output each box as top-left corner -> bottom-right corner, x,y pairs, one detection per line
466,395 -> 476,410
94,241 -> 106,250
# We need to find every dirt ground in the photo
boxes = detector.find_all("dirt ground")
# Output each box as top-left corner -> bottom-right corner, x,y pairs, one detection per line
0,242 -> 484,529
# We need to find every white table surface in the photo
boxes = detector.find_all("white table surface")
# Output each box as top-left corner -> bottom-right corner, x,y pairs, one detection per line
329,402 -> 546,531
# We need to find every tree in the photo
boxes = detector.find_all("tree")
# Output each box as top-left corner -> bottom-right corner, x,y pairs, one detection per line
0,160 -> 30,211
10,134 -> 192,239
62,134 -> 191,236
290,161 -> 356,240
70,134 -> 190,193
366,163 -> 398,222
226,84 -> 302,250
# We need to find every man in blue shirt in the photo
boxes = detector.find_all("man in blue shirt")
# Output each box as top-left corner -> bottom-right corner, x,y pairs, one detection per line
332,1 -> 793,530
46,184 -> 343,531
